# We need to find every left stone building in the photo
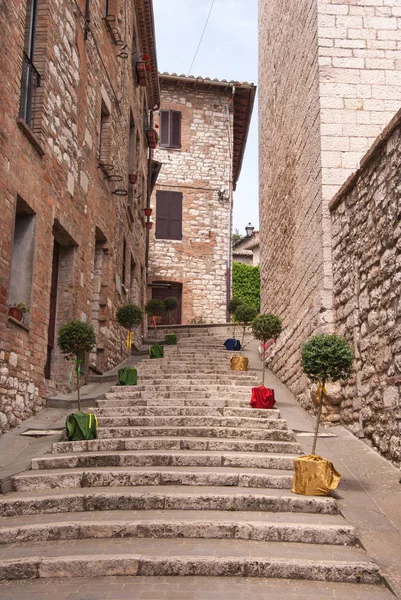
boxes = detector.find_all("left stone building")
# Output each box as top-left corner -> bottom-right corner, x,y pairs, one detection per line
0,0 -> 160,432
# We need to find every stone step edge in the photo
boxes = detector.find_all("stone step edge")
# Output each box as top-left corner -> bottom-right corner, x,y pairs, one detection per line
0,520 -> 356,546
0,491 -> 339,517
0,555 -> 381,583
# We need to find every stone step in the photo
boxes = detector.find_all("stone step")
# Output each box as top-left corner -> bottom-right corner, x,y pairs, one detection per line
103,391 -> 253,400
0,486 -> 338,517
96,416 -> 288,430
51,437 -> 302,455
136,368 -> 259,375
0,577 -> 393,600
0,537 -> 380,583
96,426 -> 295,441
12,467 -> 294,492
0,510 -> 356,546
133,377 -> 259,385
109,385 -> 253,393
32,450 -> 297,471
97,397 -> 255,407
89,406 -> 281,419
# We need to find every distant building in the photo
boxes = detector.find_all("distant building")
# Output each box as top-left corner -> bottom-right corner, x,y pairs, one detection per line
0,0 -> 159,432
233,224 -> 260,266
148,74 -> 256,324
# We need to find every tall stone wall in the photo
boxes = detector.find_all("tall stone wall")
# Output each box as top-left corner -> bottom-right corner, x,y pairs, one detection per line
149,81 -> 234,324
330,110 -> 401,467
259,0 -> 325,402
259,0 -> 401,410
0,0 -> 153,433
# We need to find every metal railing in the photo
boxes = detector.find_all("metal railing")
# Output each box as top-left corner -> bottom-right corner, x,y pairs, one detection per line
19,51 -> 41,128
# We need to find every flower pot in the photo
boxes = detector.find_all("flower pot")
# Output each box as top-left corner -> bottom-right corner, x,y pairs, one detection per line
144,207 -> 152,217
292,454 -> 341,496
146,221 -> 153,230
8,307 -> 23,322
129,173 -> 137,185
230,356 -> 249,371
146,129 -> 158,149
136,62 -> 147,86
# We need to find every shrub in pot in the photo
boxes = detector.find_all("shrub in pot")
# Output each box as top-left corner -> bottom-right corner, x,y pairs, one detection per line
164,297 -> 177,325
8,302 -> 30,322
301,333 -> 353,455
227,297 -> 243,339
251,313 -> 282,386
116,304 -> 143,352
57,321 -> 96,411
234,304 -> 258,350
145,299 -> 165,331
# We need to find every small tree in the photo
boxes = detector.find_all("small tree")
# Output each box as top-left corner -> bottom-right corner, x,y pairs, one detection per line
228,297 -> 243,339
116,304 -> 143,352
301,334 -> 353,454
57,321 -> 96,411
252,314 -> 282,386
164,297 -> 177,324
145,299 -> 166,329
234,304 -> 258,350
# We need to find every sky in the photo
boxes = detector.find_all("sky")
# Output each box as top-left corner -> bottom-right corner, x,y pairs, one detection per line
153,0 -> 259,235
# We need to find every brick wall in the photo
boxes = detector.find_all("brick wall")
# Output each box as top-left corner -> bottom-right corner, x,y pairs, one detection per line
0,0 -> 154,432
148,79 -> 234,324
259,0 -> 401,411
330,110 -> 401,466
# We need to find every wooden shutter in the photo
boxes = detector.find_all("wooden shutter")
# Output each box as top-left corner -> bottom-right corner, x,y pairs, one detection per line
171,111 -> 181,149
160,111 -> 170,147
156,191 -> 170,239
169,192 -> 182,240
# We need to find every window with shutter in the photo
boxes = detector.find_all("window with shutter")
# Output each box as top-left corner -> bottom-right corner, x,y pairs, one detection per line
159,110 -> 182,149
156,191 -> 183,240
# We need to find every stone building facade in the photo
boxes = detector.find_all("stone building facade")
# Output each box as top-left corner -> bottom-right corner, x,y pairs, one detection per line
148,74 -> 256,325
233,229 -> 260,266
330,109 -> 401,466
259,0 -> 401,407
0,0 -> 159,433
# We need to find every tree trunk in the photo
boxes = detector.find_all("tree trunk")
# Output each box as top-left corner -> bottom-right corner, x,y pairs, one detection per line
311,383 -> 325,455
76,365 -> 81,412
262,358 -> 266,386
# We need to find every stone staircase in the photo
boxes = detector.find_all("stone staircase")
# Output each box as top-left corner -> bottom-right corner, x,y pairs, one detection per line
0,331 -> 388,594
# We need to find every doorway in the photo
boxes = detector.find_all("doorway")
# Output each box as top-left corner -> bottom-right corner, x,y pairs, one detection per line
152,282 -> 182,325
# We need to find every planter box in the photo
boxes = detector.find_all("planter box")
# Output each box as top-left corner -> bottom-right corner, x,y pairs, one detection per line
136,62 -> 147,86
144,207 -> 152,217
146,129 -> 158,149
8,307 -> 23,322
146,221 -> 153,230
129,173 -> 137,185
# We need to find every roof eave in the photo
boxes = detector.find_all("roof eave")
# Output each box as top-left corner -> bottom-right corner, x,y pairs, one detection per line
137,0 -> 160,109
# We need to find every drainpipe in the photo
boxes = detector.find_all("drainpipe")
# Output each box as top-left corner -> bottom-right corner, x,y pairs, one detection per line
226,85 -> 235,320
145,108 -> 155,283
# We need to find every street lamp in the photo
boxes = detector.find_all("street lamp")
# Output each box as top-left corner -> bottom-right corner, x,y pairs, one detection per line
245,223 -> 254,237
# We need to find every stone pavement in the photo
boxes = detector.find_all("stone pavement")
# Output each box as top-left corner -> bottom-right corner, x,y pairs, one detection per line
0,327 -> 399,599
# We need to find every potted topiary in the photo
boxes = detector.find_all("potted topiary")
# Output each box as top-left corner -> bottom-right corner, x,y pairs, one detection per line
251,313 -> 282,386
116,304 -> 143,350
164,297 -> 177,325
57,320 -> 96,411
231,305 -> 258,371
292,333 -> 353,496
227,297 -> 243,340
145,298 -> 165,331
8,302 -> 30,323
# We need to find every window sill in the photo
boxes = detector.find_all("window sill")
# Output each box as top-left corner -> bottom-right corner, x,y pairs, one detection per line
155,237 -> 183,242
16,118 -> 45,157
8,316 -> 30,332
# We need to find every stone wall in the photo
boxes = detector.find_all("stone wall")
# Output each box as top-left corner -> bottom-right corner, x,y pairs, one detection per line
0,0 -> 155,432
330,110 -> 401,466
259,0 -> 401,411
259,0 -> 325,403
148,79 -> 234,324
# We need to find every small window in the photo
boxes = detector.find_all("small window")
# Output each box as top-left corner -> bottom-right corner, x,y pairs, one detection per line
156,191 -> 182,240
19,0 -> 41,128
127,114 -> 136,208
122,238 -> 127,287
160,110 -> 181,149
99,99 -> 111,165
9,197 -> 36,324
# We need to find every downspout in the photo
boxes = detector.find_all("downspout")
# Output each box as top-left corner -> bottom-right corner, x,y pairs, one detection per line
145,108 -> 155,284
226,85 -> 235,321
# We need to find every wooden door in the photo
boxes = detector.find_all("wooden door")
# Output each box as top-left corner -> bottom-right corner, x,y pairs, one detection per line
152,283 -> 182,325
44,241 -> 60,379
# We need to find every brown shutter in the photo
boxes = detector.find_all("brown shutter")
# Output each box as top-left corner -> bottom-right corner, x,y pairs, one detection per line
156,191 -> 170,239
171,111 -> 181,149
169,192 -> 182,240
160,111 -> 170,147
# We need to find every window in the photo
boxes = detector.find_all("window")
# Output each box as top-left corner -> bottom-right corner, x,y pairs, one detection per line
99,99 -> 111,165
105,0 -> 117,18
160,110 -> 181,149
9,196 -> 36,323
156,191 -> 182,240
19,0 -> 41,128
127,114 -> 136,208
122,239 -> 127,287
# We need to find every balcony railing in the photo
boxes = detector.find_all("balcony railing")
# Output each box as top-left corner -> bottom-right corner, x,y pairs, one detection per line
19,51 -> 41,129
